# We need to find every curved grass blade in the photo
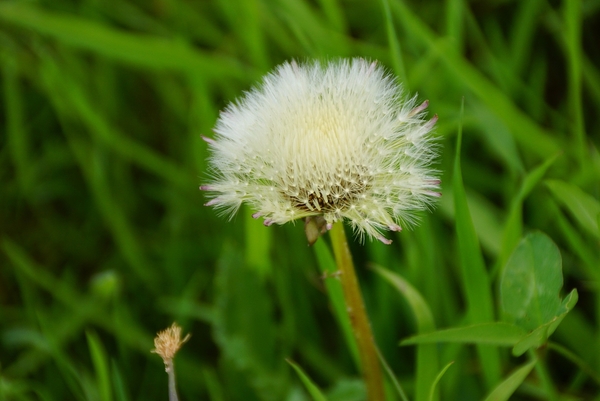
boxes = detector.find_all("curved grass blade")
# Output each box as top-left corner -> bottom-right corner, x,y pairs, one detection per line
497,154 -> 559,271
546,180 -> 600,239
483,358 -> 537,401
86,331 -> 113,401
287,359 -> 328,401
375,346 -> 410,401
372,264 -> 436,401
429,361 -> 454,401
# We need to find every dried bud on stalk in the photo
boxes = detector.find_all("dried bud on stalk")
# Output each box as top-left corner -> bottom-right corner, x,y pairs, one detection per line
151,323 -> 190,401
151,322 -> 190,368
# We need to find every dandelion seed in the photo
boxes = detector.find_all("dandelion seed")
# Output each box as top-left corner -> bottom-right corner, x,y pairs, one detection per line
202,58 -> 440,243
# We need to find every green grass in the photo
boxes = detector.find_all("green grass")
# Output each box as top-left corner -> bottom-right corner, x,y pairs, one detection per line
1,0 -> 599,400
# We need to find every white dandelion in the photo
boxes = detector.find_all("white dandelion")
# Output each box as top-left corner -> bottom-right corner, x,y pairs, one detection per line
201,58 -> 440,244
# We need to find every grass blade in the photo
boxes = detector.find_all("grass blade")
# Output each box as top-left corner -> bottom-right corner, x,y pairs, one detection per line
0,3 -> 243,79
287,359 -> 328,401
563,0 -> 586,167
380,0 -> 406,84
390,1 -> 560,158
546,180 -> 600,239
111,361 -> 130,401
453,99 -> 500,387
375,346 -> 410,401
401,323 -> 526,347
86,331 -> 113,401
483,358 -> 537,401
372,264 -> 436,401
496,154 -> 559,273
429,361 -> 454,401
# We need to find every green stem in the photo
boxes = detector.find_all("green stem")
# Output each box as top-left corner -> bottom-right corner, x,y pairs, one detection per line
329,223 -> 385,401
531,349 -> 558,401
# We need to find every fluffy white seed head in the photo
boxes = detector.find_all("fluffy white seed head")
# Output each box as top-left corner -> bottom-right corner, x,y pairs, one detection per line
203,58 -> 440,243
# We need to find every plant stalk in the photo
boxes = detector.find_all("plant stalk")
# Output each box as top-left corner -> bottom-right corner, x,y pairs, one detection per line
166,360 -> 179,401
329,223 -> 385,401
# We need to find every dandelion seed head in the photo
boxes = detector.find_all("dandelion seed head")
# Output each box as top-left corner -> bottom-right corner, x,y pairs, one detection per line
203,58 -> 440,242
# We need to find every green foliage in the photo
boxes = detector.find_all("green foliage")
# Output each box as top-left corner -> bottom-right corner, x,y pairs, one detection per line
483,359 -> 537,401
86,331 -> 113,401
212,244 -> 286,399
1,0 -> 599,400
501,232 -> 567,330
501,232 -> 578,356
546,180 -> 600,239
453,98 -> 500,388
372,265 -> 435,401
400,323 -> 527,348
287,359 -> 328,401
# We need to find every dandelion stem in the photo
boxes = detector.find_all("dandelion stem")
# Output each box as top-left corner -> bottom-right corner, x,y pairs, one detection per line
330,222 -> 385,401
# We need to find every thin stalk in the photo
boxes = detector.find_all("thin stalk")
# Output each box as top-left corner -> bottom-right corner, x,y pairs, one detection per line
329,223 -> 385,401
166,360 -> 179,401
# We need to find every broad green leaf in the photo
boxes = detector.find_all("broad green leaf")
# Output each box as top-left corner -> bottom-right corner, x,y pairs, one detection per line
483,359 -> 537,401
372,265 -> 434,401
512,289 -> 578,356
501,231 -> 564,330
400,322 -> 526,347
287,359 -> 328,401
86,331 -> 112,401
546,180 -> 600,238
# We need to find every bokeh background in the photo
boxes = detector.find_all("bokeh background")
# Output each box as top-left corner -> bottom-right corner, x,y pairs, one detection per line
1,0 -> 599,400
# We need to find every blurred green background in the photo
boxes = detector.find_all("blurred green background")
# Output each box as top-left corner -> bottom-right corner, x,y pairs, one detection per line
1,0 -> 599,400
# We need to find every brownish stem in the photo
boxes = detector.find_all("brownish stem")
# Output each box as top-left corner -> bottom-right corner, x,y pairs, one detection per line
330,223 -> 385,401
